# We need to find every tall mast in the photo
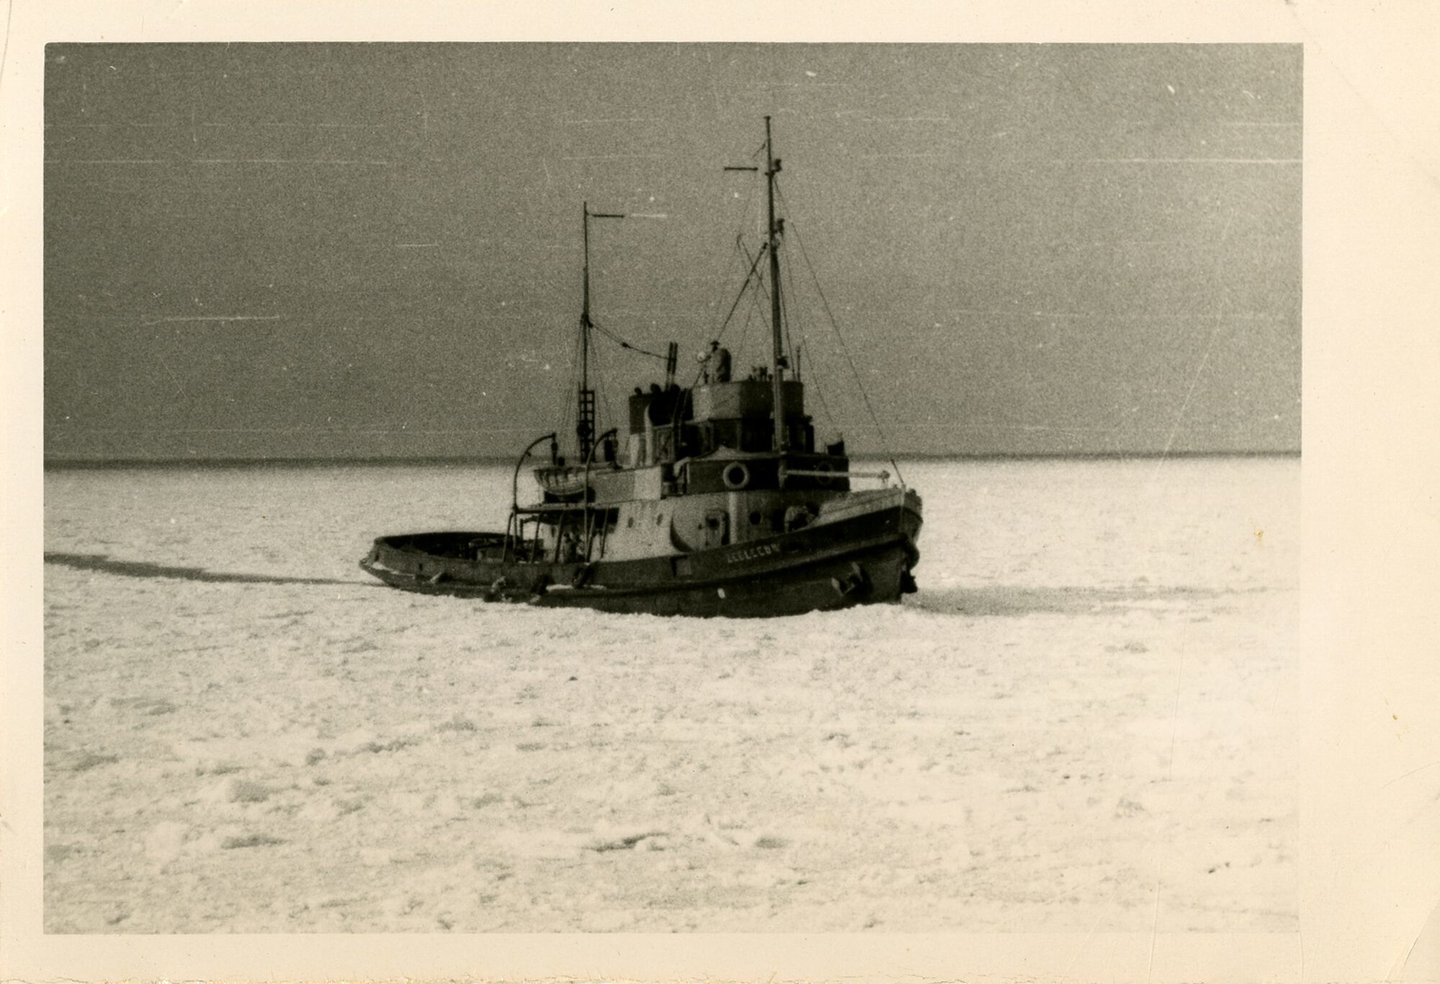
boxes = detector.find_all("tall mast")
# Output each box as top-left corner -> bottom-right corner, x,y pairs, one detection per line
765,116 -> 788,454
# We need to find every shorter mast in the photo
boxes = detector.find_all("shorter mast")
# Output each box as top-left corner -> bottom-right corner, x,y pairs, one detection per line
579,203 -> 624,457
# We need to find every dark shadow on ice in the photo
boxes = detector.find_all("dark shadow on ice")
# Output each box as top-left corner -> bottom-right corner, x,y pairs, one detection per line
909,583 -> 1237,617
44,552 -> 372,588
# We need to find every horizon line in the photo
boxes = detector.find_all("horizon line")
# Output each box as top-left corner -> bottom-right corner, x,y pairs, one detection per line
43,448 -> 1302,470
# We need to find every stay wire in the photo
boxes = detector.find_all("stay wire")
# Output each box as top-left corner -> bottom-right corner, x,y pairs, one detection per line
778,224 -> 838,435
560,319 -> 581,451
715,241 -> 770,341
779,226 -> 803,373
781,200 -> 904,485
708,173 -> 762,338
740,267 -> 767,367
589,318 -> 668,362
591,339 -> 615,447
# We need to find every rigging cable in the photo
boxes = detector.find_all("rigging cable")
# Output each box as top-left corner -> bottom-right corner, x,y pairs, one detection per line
588,318 -> 668,362
559,318 -> 580,453
782,202 -> 905,486
591,333 -> 617,451
730,237 -> 763,372
779,222 -> 803,374
714,240 -> 769,340
777,222 -> 838,435
708,163 -> 763,338
735,236 -> 771,377
739,265 -> 766,369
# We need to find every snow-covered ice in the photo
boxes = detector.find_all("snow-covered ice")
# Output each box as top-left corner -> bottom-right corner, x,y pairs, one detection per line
43,456 -> 1298,932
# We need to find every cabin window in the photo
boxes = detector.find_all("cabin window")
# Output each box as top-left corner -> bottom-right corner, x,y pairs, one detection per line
627,516 -> 635,528
740,420 -> 770,452
800,423 -> 815,452
749,511 -> 761,526
712,420 -> 740,450
680,424 -> 703,458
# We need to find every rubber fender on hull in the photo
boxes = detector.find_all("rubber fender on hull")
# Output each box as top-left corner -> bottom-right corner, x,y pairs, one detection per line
830,561 -> 871,598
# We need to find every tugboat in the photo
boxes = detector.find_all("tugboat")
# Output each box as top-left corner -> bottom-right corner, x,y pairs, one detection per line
361,118 -> 922,617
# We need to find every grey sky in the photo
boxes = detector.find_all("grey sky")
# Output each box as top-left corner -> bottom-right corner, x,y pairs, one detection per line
43,43 -> 1300,460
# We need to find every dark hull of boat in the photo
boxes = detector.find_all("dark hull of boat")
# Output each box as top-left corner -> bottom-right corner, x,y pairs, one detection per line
360,497 -> 921,618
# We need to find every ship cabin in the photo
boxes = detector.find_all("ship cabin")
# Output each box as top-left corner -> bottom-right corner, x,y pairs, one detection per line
521,371 -> 854,562
626,376 -> 848,490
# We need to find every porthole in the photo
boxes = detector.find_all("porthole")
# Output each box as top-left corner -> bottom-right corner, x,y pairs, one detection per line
748,511 -> 762,525
722,461 -> 751,490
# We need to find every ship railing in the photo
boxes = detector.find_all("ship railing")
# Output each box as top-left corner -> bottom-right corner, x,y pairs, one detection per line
782,466 -> 893,486
580,427 -> 618,561
506,431 -> 558,561
504,513 -> 550,563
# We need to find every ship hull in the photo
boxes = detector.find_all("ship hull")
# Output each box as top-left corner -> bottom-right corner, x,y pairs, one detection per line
361,490 -> 921,618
